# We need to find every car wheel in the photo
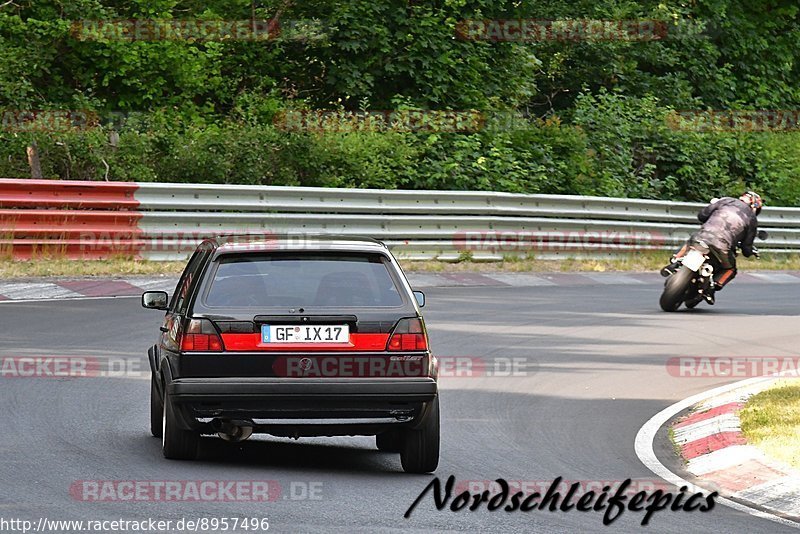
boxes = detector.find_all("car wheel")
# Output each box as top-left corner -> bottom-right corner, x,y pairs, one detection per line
376,429 -> 403,452
162,389 -> 199,460
400,397 -> 440,474
150,374 -> 163,438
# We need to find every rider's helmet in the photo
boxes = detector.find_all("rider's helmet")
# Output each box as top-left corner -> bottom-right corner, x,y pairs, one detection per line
740,191 -> 763,215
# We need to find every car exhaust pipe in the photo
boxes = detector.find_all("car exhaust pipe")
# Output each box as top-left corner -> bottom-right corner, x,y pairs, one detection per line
211,419 -> 254,442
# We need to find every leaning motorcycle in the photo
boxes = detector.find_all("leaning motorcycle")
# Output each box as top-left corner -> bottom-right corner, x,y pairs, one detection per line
659,231 -> 768,312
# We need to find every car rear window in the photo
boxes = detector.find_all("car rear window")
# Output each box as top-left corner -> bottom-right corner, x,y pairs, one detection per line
204,253 -> 405,308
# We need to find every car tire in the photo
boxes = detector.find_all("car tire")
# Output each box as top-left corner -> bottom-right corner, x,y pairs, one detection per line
162,389 -> 199,460
400,396 -> 440,474
150,374 -> 163,438
376,429 -> 403,452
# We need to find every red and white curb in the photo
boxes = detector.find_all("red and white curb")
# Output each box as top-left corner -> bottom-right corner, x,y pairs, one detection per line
636,375 -> 800,528
672,387 -> 800,518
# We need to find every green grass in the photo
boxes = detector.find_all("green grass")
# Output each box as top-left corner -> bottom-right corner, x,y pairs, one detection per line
0,258 -> 187,278
739,381 -> 800,470
667,426 -> 685,465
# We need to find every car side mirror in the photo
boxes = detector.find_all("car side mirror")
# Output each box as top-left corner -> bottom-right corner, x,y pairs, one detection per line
142,291 -> 169,310
757,230 -> 769,240
413,290 -> 425,308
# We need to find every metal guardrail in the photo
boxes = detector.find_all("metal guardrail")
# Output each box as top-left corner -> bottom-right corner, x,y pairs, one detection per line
1,179 -> 798,261
135,182 -> 800,223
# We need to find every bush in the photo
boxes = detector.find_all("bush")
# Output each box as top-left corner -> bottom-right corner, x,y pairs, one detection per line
403,118 -> 594,194
572,91 -> 800,204
0,104 -> 798,207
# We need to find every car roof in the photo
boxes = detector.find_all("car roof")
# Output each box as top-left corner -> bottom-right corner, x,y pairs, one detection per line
204,234 -> 390,256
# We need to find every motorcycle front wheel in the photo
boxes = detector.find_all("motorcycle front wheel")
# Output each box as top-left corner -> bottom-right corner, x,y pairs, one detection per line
660,266 -> 693,312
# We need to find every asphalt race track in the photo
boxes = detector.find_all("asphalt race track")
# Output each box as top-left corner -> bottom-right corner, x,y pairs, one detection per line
0,280 -> 797,533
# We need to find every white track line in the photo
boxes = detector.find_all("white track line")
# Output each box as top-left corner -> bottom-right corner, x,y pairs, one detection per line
634,374 -> 800,529
0,283 -> 84,300
405,274 -> 454,288
123,278 -> 177,291
481,273 -> 556,286
583,273 -> 645,285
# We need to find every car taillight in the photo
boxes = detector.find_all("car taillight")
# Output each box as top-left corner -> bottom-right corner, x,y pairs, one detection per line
181,318 -> 224,352
387,318 -> 428,351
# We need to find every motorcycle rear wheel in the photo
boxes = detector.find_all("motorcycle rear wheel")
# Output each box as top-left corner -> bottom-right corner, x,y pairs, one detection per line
660,266 -> 693,312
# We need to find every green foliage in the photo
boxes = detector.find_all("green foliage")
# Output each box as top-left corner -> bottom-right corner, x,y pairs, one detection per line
572,91 -> 800,205
403,118 -> 593,195
0,0 -> 799,205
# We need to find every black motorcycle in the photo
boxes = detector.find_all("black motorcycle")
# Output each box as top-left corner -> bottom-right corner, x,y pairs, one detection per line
659,230 -> 768,312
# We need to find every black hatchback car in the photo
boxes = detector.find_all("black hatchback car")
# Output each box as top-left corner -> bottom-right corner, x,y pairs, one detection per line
142,235 -> 439,473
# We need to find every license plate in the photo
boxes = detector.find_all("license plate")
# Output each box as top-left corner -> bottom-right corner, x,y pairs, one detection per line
682,250 -> 706,271
261,324 -> 350,344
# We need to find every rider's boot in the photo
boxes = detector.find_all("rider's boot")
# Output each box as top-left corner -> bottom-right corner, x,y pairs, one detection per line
660,258 -> 679,277
703,288 -> 716,305
661,245 -> 689,277
714,268 -> 736,291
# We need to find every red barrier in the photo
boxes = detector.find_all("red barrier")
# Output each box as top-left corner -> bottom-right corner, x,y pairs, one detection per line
0,209 -> 142,237
0,179 -> 139,209
0,179 -> 143,259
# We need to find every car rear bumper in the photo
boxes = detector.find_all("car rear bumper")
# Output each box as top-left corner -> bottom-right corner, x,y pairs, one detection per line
168,376 -> 437,401
166,377 -> 437,434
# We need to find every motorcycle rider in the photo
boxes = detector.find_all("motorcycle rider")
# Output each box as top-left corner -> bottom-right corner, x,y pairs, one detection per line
661,191 -> 763,304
